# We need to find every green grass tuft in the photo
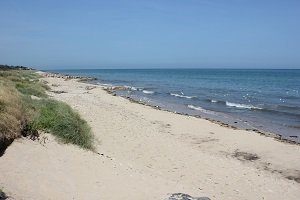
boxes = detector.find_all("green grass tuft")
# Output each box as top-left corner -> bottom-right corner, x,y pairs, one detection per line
0,69 -> 94,151
31,99 -> 94,150
1,70 -> 49,98
15,82 -> 47,97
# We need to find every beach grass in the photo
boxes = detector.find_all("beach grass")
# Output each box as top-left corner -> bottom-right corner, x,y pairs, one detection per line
0,82 -> 22,155
0,70 -> 49,96
0,69 -> 94,150
15,82 -> 48,98
30,99 -> 94,150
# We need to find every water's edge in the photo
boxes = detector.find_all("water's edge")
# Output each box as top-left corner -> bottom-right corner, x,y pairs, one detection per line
42,70 -> 300,145
100,83 -> 299,145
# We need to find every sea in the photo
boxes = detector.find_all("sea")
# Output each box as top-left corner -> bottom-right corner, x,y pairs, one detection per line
49,69 -> 300,142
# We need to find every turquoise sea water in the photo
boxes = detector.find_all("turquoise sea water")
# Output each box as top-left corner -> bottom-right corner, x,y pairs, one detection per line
51,69 -> 300,142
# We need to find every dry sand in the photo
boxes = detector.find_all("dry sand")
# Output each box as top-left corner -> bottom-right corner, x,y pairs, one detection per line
0,77 -> 299,200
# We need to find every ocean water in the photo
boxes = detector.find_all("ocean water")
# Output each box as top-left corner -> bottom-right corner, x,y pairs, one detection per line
51,69 -> 300,142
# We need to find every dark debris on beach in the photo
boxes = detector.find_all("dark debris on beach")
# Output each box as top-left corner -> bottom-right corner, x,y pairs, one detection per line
168,193 -> 210,200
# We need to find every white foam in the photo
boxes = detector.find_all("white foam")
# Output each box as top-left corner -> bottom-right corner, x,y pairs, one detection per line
170,93 -> 195,99
142,90 -> 155,94
139,97 -> 151,102
98,83 -> 113,87
187,105 -> 215,114
211,99 -> 217,103
124,85 -> 138,91
225,101 -> 262,110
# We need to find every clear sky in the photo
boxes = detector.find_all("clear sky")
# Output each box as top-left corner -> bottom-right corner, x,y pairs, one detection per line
0,0 -> 299,69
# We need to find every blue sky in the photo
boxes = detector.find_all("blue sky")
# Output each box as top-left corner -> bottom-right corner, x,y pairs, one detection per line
0,0 -> 299,69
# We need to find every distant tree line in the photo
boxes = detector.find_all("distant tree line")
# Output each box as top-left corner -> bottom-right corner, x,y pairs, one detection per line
0,64 -> 34,70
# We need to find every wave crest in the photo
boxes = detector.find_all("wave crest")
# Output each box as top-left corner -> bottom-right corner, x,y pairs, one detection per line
225,101 -> 262,110
187,105 -> 215,114
142,90 -> 155,94
170,93 -> 195,99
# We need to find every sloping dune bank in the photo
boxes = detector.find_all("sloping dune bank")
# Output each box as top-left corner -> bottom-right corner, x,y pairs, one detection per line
1,77 -> 300,200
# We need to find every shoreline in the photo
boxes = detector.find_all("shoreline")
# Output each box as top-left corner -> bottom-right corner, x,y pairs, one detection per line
1,73 -> 300,199
113,91 -> 298,145
42,70 -> 300,144
41,70 -> 300,144
46,77 -> 300,183
90,78 -> 299,145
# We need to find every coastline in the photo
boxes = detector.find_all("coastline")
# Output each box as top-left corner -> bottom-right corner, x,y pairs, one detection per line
85,76 -> 298,145
1,73 -> 300,199
44,70 -> 300,144
105,88 -> 299,145
46,69 -> 300,144
44,71 -> 299,144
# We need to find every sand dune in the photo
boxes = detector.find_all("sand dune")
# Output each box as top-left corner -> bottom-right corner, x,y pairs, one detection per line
1,77 -> 299,200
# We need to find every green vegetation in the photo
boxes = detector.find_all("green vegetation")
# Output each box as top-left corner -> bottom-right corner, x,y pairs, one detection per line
0,82 -> 23,143
0,69 -> 94,151
16,82 -> 48,97
30,99 -> 93,149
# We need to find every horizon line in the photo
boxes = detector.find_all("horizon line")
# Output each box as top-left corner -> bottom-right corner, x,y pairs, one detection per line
42,67 -> 300,70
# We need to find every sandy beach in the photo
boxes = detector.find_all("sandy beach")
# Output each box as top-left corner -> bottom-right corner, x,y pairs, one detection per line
0,77 -> 299,200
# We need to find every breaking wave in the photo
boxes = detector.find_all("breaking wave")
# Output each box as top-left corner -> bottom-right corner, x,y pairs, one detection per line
142,90 -> 155,94
170,93 -> 196,99
187,105 -> 215,114
225,101 -> 262,110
